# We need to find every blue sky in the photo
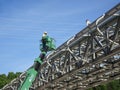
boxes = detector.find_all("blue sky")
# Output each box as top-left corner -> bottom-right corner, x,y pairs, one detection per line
0,0 -> 119,75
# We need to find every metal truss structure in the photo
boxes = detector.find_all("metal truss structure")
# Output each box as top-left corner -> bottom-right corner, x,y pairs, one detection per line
2,3 -> 120,90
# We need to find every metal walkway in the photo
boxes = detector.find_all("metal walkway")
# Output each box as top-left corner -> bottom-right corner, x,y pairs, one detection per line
2,3 -> 120,90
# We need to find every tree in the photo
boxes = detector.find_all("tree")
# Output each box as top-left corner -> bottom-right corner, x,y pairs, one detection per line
0,72 -> 22,89
0,74 -> 7,89
87,79 -> 120,90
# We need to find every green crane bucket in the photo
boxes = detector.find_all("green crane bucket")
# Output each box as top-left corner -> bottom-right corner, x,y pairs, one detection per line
40,36 -> 56,51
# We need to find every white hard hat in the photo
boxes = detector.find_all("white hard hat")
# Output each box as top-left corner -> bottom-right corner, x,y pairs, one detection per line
44,32 -> 47,34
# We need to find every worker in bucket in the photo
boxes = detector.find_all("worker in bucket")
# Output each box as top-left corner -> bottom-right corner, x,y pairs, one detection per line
41,32 -> 49,52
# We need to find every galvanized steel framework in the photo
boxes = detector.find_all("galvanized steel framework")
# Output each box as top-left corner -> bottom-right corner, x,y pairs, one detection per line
2,3 -> 120,90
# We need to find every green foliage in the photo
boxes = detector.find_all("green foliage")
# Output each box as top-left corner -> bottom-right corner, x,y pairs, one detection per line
7,72 -> 16,82
0,72 -> 22,89
99,84 -> 107,90
0,74 -> 7,89
87,79 -> 120,90
106,79 -> 120,90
